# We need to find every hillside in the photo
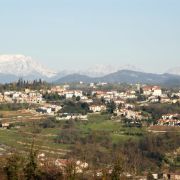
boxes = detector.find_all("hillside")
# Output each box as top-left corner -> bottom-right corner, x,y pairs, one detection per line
55,70 -> 180,86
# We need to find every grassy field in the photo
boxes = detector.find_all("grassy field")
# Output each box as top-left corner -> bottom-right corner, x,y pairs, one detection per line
0,111 -> 157,158
1,110 -> 179,161
0,110 -> 70,157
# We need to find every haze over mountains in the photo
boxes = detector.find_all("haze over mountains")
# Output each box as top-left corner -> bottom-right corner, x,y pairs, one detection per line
166,67 -> 180,76
0,54 -> 180,86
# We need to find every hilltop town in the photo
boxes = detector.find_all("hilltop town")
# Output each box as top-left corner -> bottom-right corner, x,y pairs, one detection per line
1,81 -> 180,126
0,80 -> 179,179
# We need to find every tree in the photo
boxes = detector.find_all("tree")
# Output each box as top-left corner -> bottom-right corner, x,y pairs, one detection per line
24,141 -> 40,180
101,97 -> 105,104
39,118 -> 56,128
76,96 -> 81,101
111,153 -> 126,180
4,154 -> 24,180
106,100 -> 116,114
64,160 -> 77,180
137,94 -> 147,101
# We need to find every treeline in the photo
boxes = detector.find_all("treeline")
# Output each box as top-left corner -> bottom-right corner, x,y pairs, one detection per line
0,78 -> 50,91
43,92 -> 66,102
0,103 -> 34,111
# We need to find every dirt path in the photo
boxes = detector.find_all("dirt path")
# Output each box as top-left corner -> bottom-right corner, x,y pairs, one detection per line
17,141 -> 70,155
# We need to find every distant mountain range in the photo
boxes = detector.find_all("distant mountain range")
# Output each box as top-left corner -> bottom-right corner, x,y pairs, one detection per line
0,54 -> 180,86
75,64 -> 143,77
54,70 -> 180,86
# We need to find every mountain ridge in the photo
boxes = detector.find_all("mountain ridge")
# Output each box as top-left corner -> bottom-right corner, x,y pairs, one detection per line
0,54 -> 180,86
55,70 -> 180,86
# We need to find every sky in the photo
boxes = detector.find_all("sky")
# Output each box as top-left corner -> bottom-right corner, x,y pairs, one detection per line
0,0 -> 180,73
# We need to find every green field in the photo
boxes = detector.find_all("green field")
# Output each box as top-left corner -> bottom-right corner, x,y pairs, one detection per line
0,112 -> 147,158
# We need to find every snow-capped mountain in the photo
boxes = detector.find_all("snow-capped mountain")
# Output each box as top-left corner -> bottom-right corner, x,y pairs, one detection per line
80,64 -> 118,77
166,67 -> 180,76
62,64 -> 143,77
0,55 -> 57,78
85,64 -> 143,77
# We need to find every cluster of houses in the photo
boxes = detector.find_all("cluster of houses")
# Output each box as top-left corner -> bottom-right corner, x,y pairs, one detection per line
0,89 -> 43,104
36,104 -> 62,115
142,86 -> 162,96
158,114 -> 180,126
38,85 -> 180,126
56,113 -> 88,121
1,84 -> 180,126
92,90 -> 137,101
117,109 -> 146,120
50,86 -> 84,99
49,85 -> 166,104
89,104 -> 106,113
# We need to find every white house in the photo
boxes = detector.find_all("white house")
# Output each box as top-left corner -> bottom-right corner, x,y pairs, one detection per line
152,86 -> 162,96
89,105 -> 106,112
142,86 -> 162,96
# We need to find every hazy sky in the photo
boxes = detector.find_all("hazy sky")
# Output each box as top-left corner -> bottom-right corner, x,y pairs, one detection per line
0,0 -> 180,73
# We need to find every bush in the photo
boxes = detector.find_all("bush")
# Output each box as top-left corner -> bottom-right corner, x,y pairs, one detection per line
55,128 -> 81,144
0,103 -> 30,111
39,118 -> 56,128
60,101 -> 89,114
